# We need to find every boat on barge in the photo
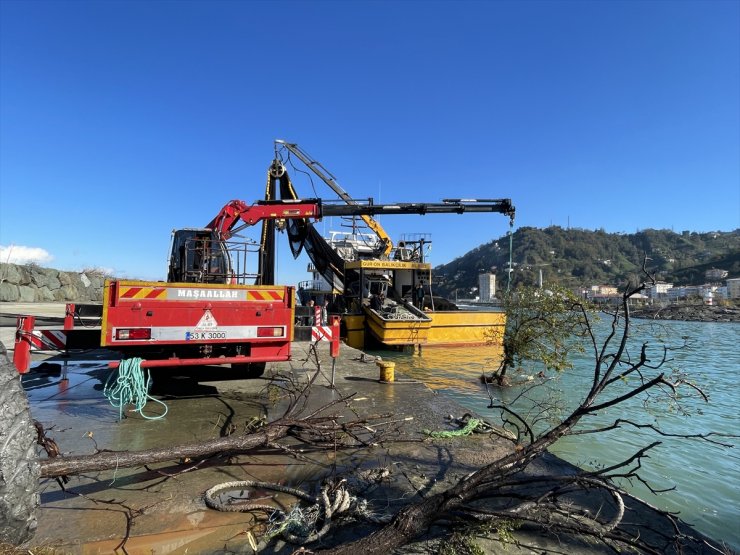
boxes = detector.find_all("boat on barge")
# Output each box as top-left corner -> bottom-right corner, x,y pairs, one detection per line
298,232 -> 505,350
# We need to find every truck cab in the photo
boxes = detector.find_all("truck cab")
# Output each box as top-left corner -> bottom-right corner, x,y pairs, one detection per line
167,228 -> 233,284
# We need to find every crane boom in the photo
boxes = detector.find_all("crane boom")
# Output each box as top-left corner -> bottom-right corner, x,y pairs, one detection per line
316,198 -> 515,219
275,139 -> 394,257
206,199 -> 321,240
205,198 -> 515,238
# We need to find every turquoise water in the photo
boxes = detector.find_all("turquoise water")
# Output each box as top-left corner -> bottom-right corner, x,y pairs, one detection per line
372,320 -> 740,550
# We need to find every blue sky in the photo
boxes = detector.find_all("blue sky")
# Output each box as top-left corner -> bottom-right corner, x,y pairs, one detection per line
1,0 -> 738,283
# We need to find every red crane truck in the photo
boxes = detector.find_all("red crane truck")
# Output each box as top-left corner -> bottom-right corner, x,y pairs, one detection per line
13,196 -> 514,375
14,200 -> 325,376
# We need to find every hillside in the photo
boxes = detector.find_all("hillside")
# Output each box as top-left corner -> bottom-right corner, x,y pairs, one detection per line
432,227 -> 740,297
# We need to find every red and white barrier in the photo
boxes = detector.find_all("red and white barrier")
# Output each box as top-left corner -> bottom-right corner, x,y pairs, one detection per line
13,315 -> 70,374
311,316 -> 341,359
311,326 -> 333,342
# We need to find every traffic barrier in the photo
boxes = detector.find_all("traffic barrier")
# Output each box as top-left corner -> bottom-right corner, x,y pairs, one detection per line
311,326 -> 333,342
13,316 -> 71,374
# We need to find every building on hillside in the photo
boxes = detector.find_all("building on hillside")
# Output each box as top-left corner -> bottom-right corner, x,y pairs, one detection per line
585,285 -> 621,305
727,278 -> 740,300
588,285 -> 618,296
705,268 -> 729,282
646,282 -> 673,300
668,285 -> 702,300
478,272 -> 496,301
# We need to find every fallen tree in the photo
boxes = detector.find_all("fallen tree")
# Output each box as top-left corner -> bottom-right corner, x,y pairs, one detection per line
314,269 -> 737,554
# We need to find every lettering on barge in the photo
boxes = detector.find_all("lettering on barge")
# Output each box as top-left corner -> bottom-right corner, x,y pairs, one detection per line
168,288 -> 247,301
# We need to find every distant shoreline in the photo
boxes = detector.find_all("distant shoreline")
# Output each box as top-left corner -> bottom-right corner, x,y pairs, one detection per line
630,303 -> 740,323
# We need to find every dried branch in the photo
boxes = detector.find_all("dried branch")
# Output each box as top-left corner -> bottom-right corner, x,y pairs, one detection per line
570,418 -> 737,447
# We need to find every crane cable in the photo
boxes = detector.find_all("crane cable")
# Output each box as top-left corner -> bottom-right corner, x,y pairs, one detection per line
103,358 -> 168,421
507,219 -> 514,292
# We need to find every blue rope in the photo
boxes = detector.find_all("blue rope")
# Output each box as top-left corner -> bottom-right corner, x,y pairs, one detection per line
104,358 -> 168,421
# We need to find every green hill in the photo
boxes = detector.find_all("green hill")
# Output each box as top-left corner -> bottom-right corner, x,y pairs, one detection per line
432,227 -> 740,297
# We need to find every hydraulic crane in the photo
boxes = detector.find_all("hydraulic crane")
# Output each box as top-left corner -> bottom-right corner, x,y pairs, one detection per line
14,156 -> 514,375
274,140 -> 395,257
167,196 -> 514,286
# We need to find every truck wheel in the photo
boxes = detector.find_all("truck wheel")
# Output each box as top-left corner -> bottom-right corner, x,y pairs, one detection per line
0,341 -> 39,545
231,362 -> 266,378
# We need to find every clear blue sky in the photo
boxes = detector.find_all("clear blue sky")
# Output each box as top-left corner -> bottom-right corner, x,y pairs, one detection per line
1,0 -> 738,283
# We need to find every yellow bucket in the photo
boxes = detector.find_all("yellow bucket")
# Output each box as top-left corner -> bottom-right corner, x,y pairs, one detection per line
377,361 -> 395,382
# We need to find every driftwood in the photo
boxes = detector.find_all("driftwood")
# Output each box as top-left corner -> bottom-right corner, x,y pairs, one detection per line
39,420 -> 293,478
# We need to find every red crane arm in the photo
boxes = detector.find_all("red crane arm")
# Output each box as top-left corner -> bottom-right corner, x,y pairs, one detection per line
206,200 -> 323,240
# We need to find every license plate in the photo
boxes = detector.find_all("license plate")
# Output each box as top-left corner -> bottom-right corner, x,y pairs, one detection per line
185,330 -> 228,341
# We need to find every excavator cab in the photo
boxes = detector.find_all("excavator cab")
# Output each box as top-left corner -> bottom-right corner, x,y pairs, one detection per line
167,228 -> 232,284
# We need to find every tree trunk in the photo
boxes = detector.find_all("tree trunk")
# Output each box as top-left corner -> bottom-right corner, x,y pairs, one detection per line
39,421 -> 292,478
495,350 -> 514,386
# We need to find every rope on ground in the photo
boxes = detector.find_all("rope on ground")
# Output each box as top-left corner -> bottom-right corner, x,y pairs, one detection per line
204,479 -> 391,547
424,417 -> 484,438
424,413 -> 498,438
103,358 -> 168,421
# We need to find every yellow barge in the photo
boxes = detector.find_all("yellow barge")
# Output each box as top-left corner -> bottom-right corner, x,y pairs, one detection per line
340,258 -> 505,350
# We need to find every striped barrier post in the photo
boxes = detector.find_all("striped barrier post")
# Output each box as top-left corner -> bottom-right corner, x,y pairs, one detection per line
31,330 -> 68,351
311,317 -> 342,388
329,316 -> 341,388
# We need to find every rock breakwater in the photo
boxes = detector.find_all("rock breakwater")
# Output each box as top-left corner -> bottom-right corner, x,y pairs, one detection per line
631,303 -> 740,323
0,263 -> 106,303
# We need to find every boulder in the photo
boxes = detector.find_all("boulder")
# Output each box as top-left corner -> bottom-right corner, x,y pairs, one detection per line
17,286 -> 36,303
0,282 -> 20,302
34,287 -> 55,302
30,268 -> 61,291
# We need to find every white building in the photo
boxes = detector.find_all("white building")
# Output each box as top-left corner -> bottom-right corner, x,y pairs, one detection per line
647,282 -> 673,300
668,286 -> 702,300
478,273 -> 496,301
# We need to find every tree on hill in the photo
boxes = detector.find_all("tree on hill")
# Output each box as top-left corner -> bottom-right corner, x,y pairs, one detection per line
433,227 -> 740,296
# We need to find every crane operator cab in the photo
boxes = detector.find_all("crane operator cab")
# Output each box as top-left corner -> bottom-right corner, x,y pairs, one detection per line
167,228 -> 233,284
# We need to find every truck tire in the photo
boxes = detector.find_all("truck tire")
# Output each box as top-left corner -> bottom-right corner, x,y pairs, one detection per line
231,362 -> 266,378
0,341 -> 39,545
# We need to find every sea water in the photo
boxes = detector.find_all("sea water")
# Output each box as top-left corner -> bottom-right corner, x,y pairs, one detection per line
371,319 -> 740,550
